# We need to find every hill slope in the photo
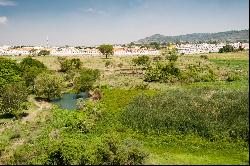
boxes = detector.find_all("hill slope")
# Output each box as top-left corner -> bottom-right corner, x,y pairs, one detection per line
136,29 -> 249,44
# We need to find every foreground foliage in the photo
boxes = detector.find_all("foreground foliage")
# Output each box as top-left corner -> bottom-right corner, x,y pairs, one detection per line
122,88 -> 249,142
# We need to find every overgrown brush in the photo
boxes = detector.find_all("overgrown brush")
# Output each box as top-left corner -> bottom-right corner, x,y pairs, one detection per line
121,88 -> 249,142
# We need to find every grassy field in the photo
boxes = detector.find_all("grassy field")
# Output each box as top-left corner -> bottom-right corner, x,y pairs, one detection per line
0,51 -> 249,164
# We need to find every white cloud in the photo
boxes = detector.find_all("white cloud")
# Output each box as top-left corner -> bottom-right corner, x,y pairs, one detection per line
84,8 -> 109,16
0,0 -> 16,6
0,16 -> 8,24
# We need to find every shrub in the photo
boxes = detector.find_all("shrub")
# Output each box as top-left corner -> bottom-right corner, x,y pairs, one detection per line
226,71 -> 241,82
166,51 -> 178,62
92,134 -> 147,165
200,54 -> 208,60
20,57 -> 46,71
0,57 -> 22,88
132,55 -> 150,67
38,50 -> 50,56
0,82 -> 28,117
185,64 -> 217,82
145,62 -> 181,83
121,88 -> 249,142
34,72 -> 64,100
105,60 -> 113,67
59,58 -> 82,72
152,56 -> 162,62
73,68 -> 100,93
219,45 -> 234,53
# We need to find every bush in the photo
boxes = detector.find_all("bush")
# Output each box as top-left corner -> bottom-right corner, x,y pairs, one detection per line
121,88 -> 249,142
38,50 -> 50,56
226,71 -> 241,82
152,56 -> 162,62
132,55 -> 150,67
105,60 -> 113,67
200,54 -> 208,60
219,45 -> 234,53
0,82 -> 28,117
20,57 -> 46,71
185,64 -> 217,82
92,134 -> 147,165
59,58 -> 82,72
145,62 -> 181,83
0,57 -> 22,88
74,68 -> 100,93
34,72 -> 64,100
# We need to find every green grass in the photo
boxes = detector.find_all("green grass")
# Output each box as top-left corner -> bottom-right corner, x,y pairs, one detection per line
209,59 -> 249,70
0,51 -> 249,165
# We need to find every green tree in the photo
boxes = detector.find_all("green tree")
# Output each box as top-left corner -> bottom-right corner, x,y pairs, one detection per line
74,68 -> 100,94
38,50 -> 50,56
0,57 -> 22,88
219,45 -> 234,53
59,58 -> 82,72
34,72 -> 64,100
98,44 -> 114,59
20,57 -> 47,71
20,57 -> 47,89
0,82 -> 28,117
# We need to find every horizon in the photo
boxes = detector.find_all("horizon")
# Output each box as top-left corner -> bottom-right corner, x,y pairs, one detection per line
0,0 -> 249,46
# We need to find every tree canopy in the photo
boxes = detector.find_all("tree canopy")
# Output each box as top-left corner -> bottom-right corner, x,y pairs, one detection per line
38,50 -> 50,56
97,44 -> 114,59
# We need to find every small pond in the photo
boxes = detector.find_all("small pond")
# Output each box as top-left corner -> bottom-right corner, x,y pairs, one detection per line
51,92 -> 88,110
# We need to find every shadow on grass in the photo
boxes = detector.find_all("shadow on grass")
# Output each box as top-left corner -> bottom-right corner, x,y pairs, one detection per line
0,113 -> 15,119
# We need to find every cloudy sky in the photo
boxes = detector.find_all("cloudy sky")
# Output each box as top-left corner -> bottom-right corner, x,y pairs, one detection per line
0,0 -> 249,46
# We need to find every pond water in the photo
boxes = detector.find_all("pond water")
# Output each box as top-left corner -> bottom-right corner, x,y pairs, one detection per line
51,92 -> 88,110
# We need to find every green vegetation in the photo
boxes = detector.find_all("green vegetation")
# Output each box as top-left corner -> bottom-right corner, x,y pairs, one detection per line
0,57 -> 22,88
34,72 -> 64,100
38,50 -> 50,56
0,51 -> 248,165
74,68 -> 100,94
122,88 -> 248,142
58,57 -> 82,72
0,82 -> 28,117
132,55 -> 150,67
97,44 -> 114,59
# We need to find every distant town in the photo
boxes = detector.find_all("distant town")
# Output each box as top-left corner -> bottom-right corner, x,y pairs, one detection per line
0,42 -> 249,56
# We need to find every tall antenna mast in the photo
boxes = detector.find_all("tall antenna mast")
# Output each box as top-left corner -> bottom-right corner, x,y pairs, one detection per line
46,36 -> 49,48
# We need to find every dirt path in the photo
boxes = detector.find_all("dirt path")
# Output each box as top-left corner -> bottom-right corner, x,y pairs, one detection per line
0,99 -> 52,164
21,99 -> 52,124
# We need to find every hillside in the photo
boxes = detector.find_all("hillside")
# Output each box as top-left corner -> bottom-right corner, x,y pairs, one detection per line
136,29 -> 249,44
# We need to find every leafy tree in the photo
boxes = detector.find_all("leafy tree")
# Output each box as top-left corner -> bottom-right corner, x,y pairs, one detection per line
38,50 -> 50,56
34,72 -> 64,100
0,57 -> 22,88
74,68 -> 100,94
59,58 -> 82,72
20,57 -> 47,89
219,45 -> 234,53
97,44 -> 114,59
0,82 -> 28,117
20,57 -> 47,71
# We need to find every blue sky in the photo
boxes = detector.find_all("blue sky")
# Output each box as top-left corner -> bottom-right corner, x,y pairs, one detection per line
0,0 -> 249,46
